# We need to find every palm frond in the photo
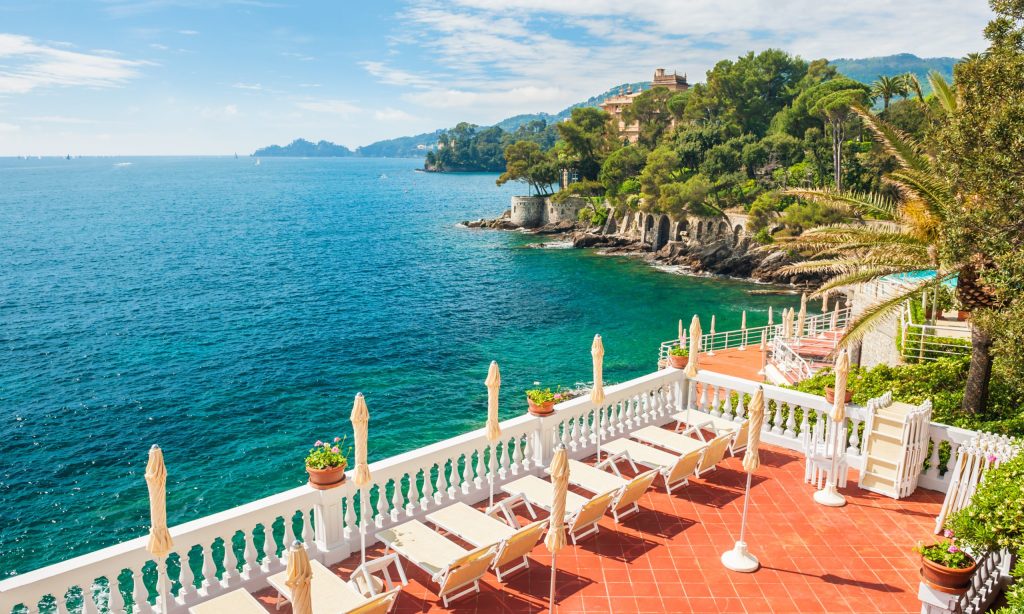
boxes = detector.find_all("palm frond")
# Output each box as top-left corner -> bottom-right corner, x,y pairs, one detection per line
783,187 -> 898,220
928,70 -> 957,115
887,169 -> 955,221
811,268 -> 922,297
838,273 -> 957,346
852,106 -> 932,173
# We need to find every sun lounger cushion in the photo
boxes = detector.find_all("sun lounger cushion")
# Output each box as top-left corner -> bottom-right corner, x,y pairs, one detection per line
673,409 -> 741,434
188,589 -> 266,614
501,475 -> 589,514
268,559 -> 373,614
563,459 -> 628,494
601,438 -> 681,469
426,502 -> 515,548
632,426 -> 707,455
697,433 -> 734,475
376,520 -> 470,577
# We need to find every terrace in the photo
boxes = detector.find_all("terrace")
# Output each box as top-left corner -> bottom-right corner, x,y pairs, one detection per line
0,366 -> 998,614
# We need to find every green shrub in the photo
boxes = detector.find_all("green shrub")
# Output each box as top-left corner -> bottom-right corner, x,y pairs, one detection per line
753,227 -> 773,244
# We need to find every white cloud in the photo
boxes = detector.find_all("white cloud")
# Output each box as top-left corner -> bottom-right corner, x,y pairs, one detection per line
224,104 -> 238,115
373,107 -> 416,121
24,115 -> 100,125
0,33 -> 149,94
232,82 -> 263,90
296,99 -> 361,116
178,29 -> 200,35
0,122 -> 20,132
281,51 -> 314,61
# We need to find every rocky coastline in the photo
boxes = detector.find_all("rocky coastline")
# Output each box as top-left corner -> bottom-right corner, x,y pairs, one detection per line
462,209 -> 822,287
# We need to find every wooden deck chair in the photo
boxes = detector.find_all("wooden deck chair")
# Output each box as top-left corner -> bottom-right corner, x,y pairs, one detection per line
188,589 -> 266,614
376,520 -> 497,607
696,432 -> 734,476
426,501 -> 547,583
269,558 -> 405,614
500,475 -> 617,543
600,438 -> 705,495
559,459 -> 659,523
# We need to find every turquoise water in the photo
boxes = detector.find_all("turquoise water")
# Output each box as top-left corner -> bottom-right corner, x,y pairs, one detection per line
0,157 -> 799,577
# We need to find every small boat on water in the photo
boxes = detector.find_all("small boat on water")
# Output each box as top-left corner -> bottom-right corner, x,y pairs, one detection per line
254,158 -> 261,166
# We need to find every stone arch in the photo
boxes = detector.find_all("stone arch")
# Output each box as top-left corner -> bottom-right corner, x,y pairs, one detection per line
654,215 -> 671,251
643,214 -> 655,246
672,219 -> 689,241
733,224 -> 743,244
718,220 -> 727,236
604,213 -> 618,234
695,220 -> 704,239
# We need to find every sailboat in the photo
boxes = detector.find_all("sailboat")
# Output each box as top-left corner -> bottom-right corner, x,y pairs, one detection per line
234,152 -> 238,159
254,158 -> 261,166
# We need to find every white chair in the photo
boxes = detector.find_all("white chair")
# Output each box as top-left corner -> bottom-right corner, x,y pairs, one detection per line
600,438 -> 705,495
672,408 -> 742,441
376,520 -> 497,607
554,459 -> 659,523
268,558 -> 404,614
500,475 -> 617,544
804,416 -> 849,489
426,501 -> 547,583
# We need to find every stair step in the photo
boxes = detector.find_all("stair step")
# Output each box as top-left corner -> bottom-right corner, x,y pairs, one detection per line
862,474 -> 897,493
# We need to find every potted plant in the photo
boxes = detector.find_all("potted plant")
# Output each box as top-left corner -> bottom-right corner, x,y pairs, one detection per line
526,387 -> 573,416
916,533 -> 976,595
305,436 -> 349,490
824,386 -> 854,404
668,345 -> 689,369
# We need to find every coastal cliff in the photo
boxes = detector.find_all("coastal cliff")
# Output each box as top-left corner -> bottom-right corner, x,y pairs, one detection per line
463,203 -> 821,286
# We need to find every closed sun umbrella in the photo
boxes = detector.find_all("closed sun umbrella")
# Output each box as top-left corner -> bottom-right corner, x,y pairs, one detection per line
784,307 -> 794,339
814,350 -> 849,508
485,361 -> 502,507
590,335 -> 606,462
351,393 -> 372,565
145,445 -> 174,614
684,315 -> 701,379
285,541 -> 313,614
721,386 -> 764,572
708,314 -> 717,355
796,293 -> 807,340
740,310 -> 748,350
822,292 -> 830,314
546,446 -> 569,612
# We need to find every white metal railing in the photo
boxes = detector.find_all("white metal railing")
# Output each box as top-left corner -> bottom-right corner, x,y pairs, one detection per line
899,303 -> 972,362
657,307 -> 851,363
0,365 -> 979,614
769,337 -> 814,382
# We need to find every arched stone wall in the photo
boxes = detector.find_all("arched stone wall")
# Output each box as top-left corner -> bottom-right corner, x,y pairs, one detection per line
654,214 -> 671,251
733,224 -> 743,244
510,196 -> 546,228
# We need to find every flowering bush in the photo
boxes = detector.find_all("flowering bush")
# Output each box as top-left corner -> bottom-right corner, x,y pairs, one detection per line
305,436 -> 349,470
915,534 -> 974,569
526,386 -> 574,405
669,345 -> 689,357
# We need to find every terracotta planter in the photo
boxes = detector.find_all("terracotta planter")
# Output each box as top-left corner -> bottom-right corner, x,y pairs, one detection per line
824,387 -> 853,404
920,555 -> 977,595
668,354 -> 689,369
527,398 -> 555,416
306,465 -> 347,490
957,310 -> 969,321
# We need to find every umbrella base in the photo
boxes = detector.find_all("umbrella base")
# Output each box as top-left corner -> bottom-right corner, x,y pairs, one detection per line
721,541 -> 759,573
814,483 -> 847,507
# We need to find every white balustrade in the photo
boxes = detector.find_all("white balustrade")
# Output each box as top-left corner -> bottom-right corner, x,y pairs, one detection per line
0,364 -> 986,614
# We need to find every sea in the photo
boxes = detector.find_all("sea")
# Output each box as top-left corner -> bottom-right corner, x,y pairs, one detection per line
0,156 -> 800,577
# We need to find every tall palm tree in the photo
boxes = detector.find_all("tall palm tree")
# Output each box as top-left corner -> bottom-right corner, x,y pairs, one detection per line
902,73 -> 925,103
773,107 -> 998,414
871,75 -> 907,110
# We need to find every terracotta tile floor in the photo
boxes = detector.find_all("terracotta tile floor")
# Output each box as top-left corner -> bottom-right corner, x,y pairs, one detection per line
254,443 -> 943,613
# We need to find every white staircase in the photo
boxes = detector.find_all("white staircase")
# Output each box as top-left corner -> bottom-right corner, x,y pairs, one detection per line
859,393 -> 932,499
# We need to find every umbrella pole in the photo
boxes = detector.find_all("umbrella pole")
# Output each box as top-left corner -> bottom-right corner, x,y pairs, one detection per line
549,551 -> 557,612
721,472 -> 759,572
815,420 -> 848,507
595,407 -> 601,464
360,488 -> 367,566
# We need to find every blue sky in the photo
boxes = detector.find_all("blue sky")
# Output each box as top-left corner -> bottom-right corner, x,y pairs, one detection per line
0,0 -> 994,155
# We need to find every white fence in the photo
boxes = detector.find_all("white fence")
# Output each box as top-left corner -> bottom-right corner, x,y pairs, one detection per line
0,366 -> 979,614
657,307 -> 851,364
899,303 -> 972,363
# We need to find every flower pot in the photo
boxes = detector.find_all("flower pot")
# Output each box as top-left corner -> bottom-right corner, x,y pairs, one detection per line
957,310 -> 969,321
668,354 -> 689,369
920,555 -> 977,595
824,387 -> 853,404
306,465 -> 346,490
527,398 -> 555,416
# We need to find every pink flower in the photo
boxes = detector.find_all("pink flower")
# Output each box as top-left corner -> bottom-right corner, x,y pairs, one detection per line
332,446 -> 340,453
943,529 -> 954,538
334,437 -> 341,443
987,454 -> 998,463
315,440 -> 323,447
948,545 -> 959,554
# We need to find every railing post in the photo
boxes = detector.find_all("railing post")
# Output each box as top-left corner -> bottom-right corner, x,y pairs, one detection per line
531,415 -> 554,470
312,487 -> 349,565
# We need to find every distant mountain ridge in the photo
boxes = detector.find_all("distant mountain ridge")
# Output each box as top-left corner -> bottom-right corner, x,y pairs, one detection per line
253,54 -> 956,158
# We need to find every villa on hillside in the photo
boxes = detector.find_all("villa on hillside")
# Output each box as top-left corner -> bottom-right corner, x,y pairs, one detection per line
601,68 -> 689,144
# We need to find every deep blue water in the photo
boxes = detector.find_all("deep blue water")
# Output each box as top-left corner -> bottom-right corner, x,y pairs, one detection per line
0,156 -> 799,577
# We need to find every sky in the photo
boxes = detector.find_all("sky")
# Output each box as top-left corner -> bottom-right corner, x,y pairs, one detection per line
0,0 -> 995,156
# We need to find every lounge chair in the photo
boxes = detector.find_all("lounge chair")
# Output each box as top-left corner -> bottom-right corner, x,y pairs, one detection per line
189,589 -> 266,614
550,460 -> 659,523
425,501 -> 547,582
631,426 -> 707,457
500,475 -> 617,544
268,558 -> 403,614
600,439 -> 704,494
376,520 -> 496,607
696,432 -> 736,476
673,409 -> 751,456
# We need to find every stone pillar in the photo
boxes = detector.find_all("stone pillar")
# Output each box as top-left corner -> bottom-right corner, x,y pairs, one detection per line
313,487 -> 350,564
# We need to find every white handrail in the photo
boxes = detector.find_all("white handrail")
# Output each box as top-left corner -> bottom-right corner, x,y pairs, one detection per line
769,337 -> 814,382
